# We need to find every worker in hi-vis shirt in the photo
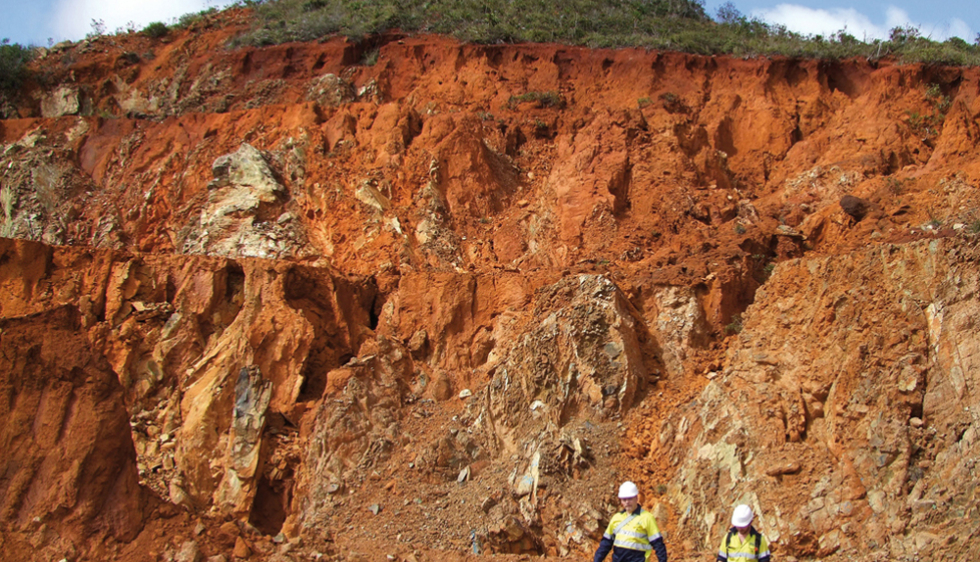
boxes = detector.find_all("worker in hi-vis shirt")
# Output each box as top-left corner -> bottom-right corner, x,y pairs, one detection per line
593,481 -> 668,562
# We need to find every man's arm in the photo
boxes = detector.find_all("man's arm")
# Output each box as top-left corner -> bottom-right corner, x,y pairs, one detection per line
758,535 -> 771,562
593,534 -> 614,562
651,536 -> 667,562
716,534 -> 729,562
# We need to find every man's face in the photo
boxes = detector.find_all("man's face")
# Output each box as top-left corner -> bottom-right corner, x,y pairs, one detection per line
620,495 -> 638,512
735,524 -> 751,534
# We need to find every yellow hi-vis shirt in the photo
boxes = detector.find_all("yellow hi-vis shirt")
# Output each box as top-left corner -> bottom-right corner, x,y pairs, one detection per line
717,528 -> 771,561
603,508 -> 663,560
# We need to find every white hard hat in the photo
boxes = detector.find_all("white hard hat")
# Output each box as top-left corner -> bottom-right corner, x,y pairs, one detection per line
732,504 -> 754,527
618,481 -> 639,498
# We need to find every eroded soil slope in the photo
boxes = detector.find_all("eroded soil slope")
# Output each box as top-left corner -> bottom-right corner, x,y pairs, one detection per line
1,7 -> 979,562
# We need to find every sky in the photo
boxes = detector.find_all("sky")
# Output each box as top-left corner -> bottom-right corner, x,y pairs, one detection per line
0,0 -> 976,47
705,0 -> 978,43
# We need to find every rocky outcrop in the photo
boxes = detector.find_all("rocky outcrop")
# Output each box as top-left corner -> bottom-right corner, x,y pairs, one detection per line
660,238 -> 980,560
179,143 -> 309,259
40,85 -> 81,118
3,9 -> 980,562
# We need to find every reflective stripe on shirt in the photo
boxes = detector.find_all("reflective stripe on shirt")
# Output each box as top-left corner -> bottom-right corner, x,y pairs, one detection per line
614,539 -> 652,551
617,530 -> 647,539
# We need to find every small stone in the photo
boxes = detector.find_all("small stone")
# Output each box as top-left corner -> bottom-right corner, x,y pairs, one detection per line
458,389 -> 472,399
175,540 -> 203,562
910,417 -> 924,428
765,462 -> 801,476
481,497 -> 497,513
369,504 -> 382,515
217,521 -> 239,546
233,537 -> 251,559
775,224 -> 801,237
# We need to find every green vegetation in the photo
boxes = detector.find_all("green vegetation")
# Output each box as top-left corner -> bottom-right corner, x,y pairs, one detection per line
144,22 -> 170,38
762,262 -> 776,280
361,47 -> 380,66
232,0 -> 980,66
506,91 -> 564,110
174,7 -> 220,29
724,313 -> 743,335
907,83 -> 953,139
88,18 -> 107,38
886,176 -> 904,195
0,39 -> 33,95
969,218 -> 980,234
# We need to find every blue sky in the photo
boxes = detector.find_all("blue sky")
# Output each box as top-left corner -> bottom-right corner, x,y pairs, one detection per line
0,0 -> 976,47
709,1 -> 977,42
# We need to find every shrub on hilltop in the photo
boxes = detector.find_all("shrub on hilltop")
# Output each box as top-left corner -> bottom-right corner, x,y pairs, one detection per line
234,0 -> 712,47
231,0 -> 980,66
0,38 -> 33,95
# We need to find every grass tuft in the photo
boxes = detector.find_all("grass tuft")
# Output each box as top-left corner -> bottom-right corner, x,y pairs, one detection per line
144,22 -> 169,38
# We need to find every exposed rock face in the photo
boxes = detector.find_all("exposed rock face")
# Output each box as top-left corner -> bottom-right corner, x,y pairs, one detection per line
2,8 -> 980,562
40,85 -> 81,118
214,366 -> 274,516
482,274 -> 654,428
306,73 -> 357,107
180,143 -> 308,259
0,303 -> 143,559
658,238 -> 980,560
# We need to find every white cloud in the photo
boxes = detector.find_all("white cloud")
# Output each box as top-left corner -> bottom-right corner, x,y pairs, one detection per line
751,3 -> 976,42
752,4 -> 884,40
52,0 -> 237,42
915,17 -> 975,42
